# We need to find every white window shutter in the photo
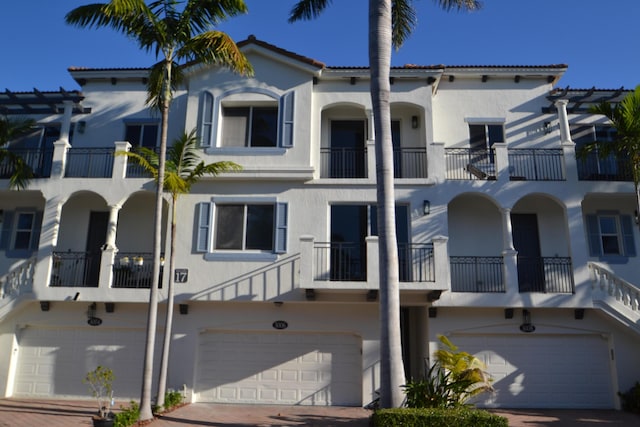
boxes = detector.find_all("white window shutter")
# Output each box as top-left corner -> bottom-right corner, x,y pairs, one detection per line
274,202 -> 288,253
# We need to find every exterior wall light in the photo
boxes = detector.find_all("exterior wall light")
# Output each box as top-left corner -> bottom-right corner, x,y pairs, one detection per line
423,200 -> 430,216
411,115 -> 419,129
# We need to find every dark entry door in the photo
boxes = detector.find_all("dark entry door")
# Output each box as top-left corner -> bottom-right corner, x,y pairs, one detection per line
511,213 -> 544,292
330,120 -> 366,178
330,205 -> 368,280
85,211 -> 109,286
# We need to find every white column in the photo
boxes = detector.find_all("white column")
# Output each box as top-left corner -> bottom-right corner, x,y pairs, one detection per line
32,200 -> 63,292
427,142 -> 445,183
493,142 -> 508,182
366,109 -> 376,180
501,208 -> 515,251
98,204 -> 120,290
366,236 -> 379,288
555,99 -> 572,144
113,141 -> 131,179
58,100 -> 74,144
432,235 -> 450,291
299,235 -> 315,289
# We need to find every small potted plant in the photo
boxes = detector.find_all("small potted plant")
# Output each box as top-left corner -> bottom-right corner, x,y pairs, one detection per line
84,366 -> 115,427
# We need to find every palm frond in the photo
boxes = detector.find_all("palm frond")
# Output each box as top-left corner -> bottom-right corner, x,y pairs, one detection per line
177,31 -> 253,76
182,0 -> 249,35
115,148 -> 159,179
434,0 -> 482,12
0,116 -> 36,146
0,150 -> 34,190
392,0 -> 417,49
288,0 -> 332,22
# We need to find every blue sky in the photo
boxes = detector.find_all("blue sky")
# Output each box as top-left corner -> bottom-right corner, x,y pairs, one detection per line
1,0 -> 638,92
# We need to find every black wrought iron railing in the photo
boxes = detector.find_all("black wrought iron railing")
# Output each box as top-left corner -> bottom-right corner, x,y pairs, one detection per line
393,147 -> 427,178
112,252 -> 163,288
0,148 -> 53,178
320,147 -> 367,178
518,256 -> 574,293
313,242 -> 366,281
508,148 -> 565,181
577,152 -> 633,181
445,148 -> 496,180
398,243 -> 435,282
50,251 -> 98,287
65,147 -> 114,178
450,256 -> 505,292
125,147 -> 161,178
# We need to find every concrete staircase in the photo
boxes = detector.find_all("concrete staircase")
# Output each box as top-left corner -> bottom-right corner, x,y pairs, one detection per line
0,257 -> 36,320
589,262 -> 640,334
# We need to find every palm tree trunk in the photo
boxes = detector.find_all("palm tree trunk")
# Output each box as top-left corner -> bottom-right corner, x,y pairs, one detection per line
139,61 -> 171,421
369,0 -> 406,408
156,196 -> 177,408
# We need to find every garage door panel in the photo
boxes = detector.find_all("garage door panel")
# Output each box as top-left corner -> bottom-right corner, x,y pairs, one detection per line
454,334 -> 613,409
14,327 -> 157,399
196,332 -> 361,406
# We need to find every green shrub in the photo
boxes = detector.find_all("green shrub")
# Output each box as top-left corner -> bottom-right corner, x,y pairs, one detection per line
619,382 -> 640,413
164,389 -> 184,410
113,401 -> 140,427
372,407 -> 508,427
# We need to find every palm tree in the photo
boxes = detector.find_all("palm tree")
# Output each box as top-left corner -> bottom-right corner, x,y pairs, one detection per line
583,85 -> 640,229
66,1 -> 252,420
0,116 -> 36,190
289,0 -> 481,408
117,130 -> 241,409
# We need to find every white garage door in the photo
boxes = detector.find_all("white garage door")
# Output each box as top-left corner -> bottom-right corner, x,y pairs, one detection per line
452,334 -> 614,408
13,326 -> 151,399
196,331 -> 362,406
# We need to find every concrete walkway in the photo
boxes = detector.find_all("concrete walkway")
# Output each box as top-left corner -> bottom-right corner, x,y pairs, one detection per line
1,399 -> 640,426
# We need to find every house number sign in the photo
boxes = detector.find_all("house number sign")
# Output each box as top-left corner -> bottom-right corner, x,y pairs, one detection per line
87,317 -> 102,326
272,320 -> 288,330
174,269 -> 188,283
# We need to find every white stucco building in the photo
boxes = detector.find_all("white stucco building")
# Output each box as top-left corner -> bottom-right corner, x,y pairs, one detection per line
1,37 -> 639,409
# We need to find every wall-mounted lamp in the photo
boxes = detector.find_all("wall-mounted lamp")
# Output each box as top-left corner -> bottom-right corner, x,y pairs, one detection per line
520,309 -> 535,332
428,307 -> 437,318
366,290 -> 378,302
350,77 -> 357,85
411,115 -> 419,129
544,121 -> 552,134
574,308 -> 585,320
40,301 -> 50,312
179,304 -> 189,315
273,301 -> 283,307
504,308 -> 514,319
105,303 -> 115,313
423,200 -> 431,216
77,121 -> 86,134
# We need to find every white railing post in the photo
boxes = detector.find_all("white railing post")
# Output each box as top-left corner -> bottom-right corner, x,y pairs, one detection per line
299,235 -> 315,288
432,236 -> 449,290
493,142 -> 508,182
366,236 -> 379,288
428,142 -> 445,183
113,141 -> 131,179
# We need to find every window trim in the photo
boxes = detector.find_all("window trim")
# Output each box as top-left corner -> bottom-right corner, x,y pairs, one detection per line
200,88 -> 294,151
123,119 -> 160,148
197,198 -> 288,261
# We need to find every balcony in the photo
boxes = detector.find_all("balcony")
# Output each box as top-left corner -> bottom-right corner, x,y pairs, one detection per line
508,148 -> 565,181
300,235 -> 448,293
445,148 -> 496,180
0,148 -> 53,178
50,251 -> 98,287
518,256 -> 575,293
112,252 -> 163,289
577,152 -> 633,181
450,256 -> 505,292
320,147 -> 367,178
394,147 -> 428,178
65,147 -> 114,178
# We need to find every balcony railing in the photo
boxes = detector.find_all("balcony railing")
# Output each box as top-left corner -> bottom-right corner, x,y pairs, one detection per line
508,148 -> 565,181
518,256 -> 574,293
393,147 -> 427,178
313,242 -> 366,281
65,147 -> 114,178
0,148 -> 53,178
112,252 -> 163,288
50,251 -> 98,287
445,148 -> 496,180
320,147 -> 367,178
577,152 -> 633,181
125,147 -> 160,178
398,243 -> 435,282
450,256 -> 505,292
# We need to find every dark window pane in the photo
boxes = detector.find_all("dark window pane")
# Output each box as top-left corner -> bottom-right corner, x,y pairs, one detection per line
246,205 -> 274,250
599,217 -> 617,234
487,125 -> 504,144
141,125 -> 158,148
222,107 -> 249,147
14,231 -> 31,250
215,205 -> 244,249
17,213 -> 34,230
125,125 -> 141,146
602,236 -> 620,254
468,124 -> 486,150
250,108 -> 278,147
